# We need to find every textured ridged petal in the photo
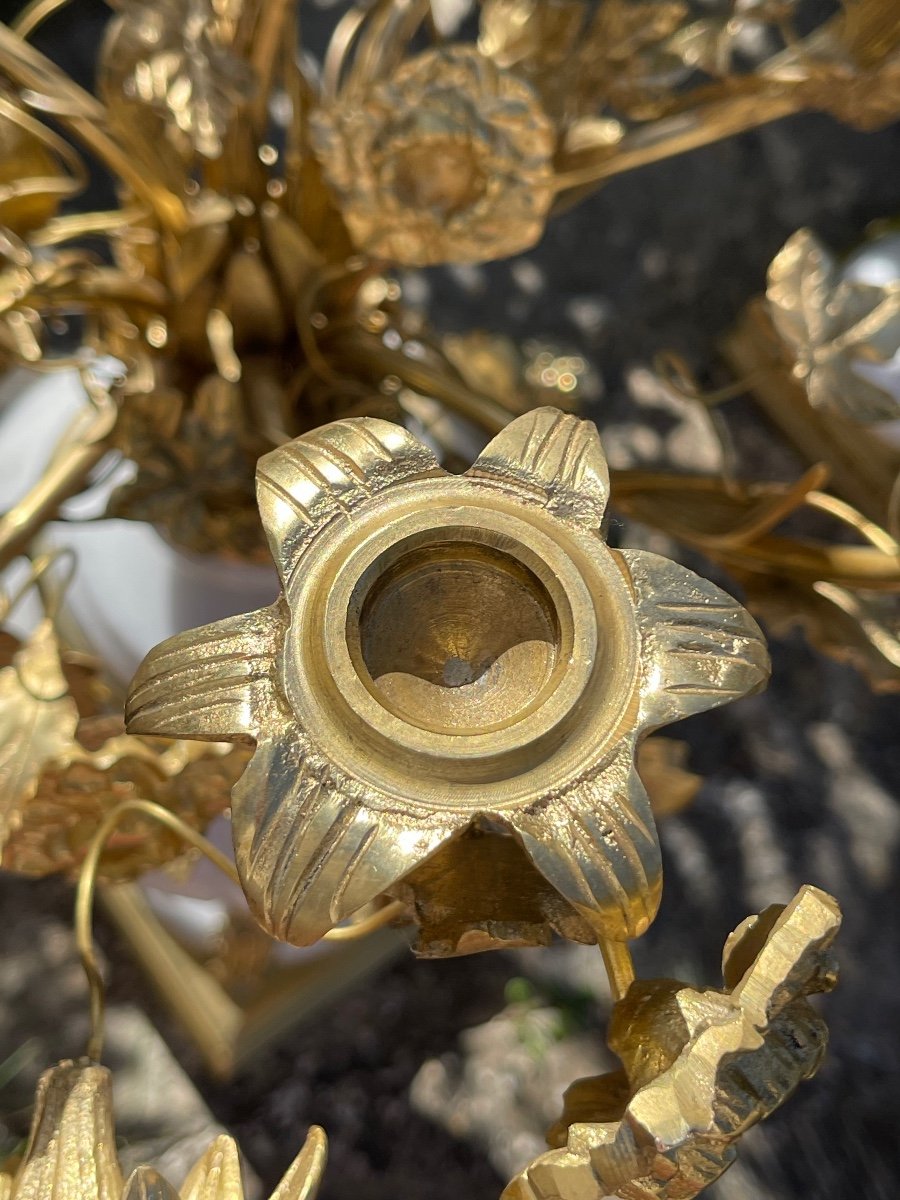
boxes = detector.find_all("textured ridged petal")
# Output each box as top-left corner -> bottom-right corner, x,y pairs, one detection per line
271,1127 -> 328,1200
257,417 -> 440,582
728,885 -> 842,1022
510,747 -> 662,941
468,408 -> 609,527
13,1062 -> 123,1200
231,738 -> 465,945
122,1168 -> 180,1200
619,549 -> 769,731
126,606 -> 282,742
180,1136 -> 243,1200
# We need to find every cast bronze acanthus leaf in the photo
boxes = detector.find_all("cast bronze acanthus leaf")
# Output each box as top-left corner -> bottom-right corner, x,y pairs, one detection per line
0,615 -> 246,881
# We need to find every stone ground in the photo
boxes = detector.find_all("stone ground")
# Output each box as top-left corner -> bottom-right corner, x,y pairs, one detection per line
1,2 -> 900,1198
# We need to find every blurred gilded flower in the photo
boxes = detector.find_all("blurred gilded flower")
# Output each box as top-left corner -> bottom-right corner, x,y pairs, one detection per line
778,2 -> 900,132
479,0 -> 691,122
310,46 -> 556,266
0,619 -> 246,882
102,0 -> 254,158
667,0 -> 797,77
479,0 -> 586,75
767,228 -> 900,422
0,1059 -> 326,1199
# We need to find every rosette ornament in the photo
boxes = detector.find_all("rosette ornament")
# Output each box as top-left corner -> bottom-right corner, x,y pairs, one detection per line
126,409 -> 769,950
310,45 -> 555,266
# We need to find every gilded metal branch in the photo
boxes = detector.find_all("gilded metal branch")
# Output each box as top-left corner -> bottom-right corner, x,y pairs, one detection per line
74,796 -> 241,1062
0,388 -> 117,571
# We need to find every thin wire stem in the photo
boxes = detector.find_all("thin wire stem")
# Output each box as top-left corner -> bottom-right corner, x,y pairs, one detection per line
0,92 -> 88,197
806,490 -> 900,557
75,800 -> 408,1060
552,90 -> 801,200
75,798 -> 241,1062
324,900 -> 407,940
10,0 -> 76,40
0,396 -> 117,572
0,546 -> 75,624
0,25 -> 187,232
652,350 -> 777,408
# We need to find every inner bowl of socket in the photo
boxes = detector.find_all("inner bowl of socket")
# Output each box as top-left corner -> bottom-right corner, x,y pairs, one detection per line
353,539 -> 562,736
300,503 -> 614,790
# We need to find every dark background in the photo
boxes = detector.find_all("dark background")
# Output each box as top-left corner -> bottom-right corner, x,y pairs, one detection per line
2,1 -> 900,1197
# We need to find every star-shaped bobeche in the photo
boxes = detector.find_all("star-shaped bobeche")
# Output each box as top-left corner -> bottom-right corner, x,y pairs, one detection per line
126,409 -> 769,950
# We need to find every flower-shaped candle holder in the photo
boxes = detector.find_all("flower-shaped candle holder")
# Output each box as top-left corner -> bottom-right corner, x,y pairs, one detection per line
127,409 -> 769,952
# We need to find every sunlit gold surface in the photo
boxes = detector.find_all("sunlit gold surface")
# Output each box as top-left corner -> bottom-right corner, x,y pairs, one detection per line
397,739 -> 702,958
1,1060 -> 326,1200
127,408 -> 768,951
0,4 -> 860,1192
506,885 -> 841,1200
2,877 -> 841,1200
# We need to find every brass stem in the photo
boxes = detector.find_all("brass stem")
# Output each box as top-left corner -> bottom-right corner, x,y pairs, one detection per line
75,801 -> 407,1060
75,798 -> 241,1063
806,491 -> 900,557
651,349 -> 777,408
553,89 -> 801,200
324,900 -> 406,940
0,398 -> 117,572
332,332 -> 521,433
321,5 -> 368,102
600,939 -> 636,1003
0,92 -> 88,197
28,207 -> 151,247
0,547 -> 74,623
248,0 -> 295,128
10,0 -> 76,39
340,0 -> 431,103
0,26 -> 187,232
